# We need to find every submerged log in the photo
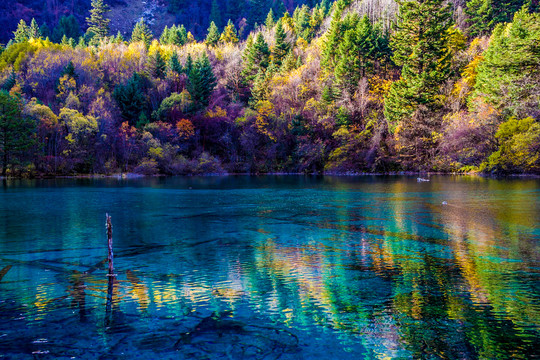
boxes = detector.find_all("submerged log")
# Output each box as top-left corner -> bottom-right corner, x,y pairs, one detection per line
0,265 -> 12,282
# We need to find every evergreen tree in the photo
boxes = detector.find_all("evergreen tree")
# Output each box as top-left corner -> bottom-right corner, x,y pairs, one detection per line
114,31 -> 124,43
250,69 -> 269,105
321,8 -> 344,71
13,20 -> 30,43
466,0 -> 495,37
1,72 -> 16,92
335,15 -> 376,93
384,0 -> 454,124
187,53 -> 217,110
168,52 -> 183,73
293,5 -> 312,39
273,20 -> 290,67
466,0 -> 526,37
220,20 -> 239,43
206,21 -> 220,46
265,9 -> 275,28
242,32 -> 270,82
113,73 -> 150,125
86,0 -> 110,43
53,15 -> 81,43
160,26 -> 171,44
184,54 -> 194,75
0,91 -> 36,176
473,8 -> 540,116
40,23 -> 51,40
29,19 -> 41,39
281,50 -> 297,72
131,19 -> 153,47
147,51 -> 167,78
210,0 -> 223,29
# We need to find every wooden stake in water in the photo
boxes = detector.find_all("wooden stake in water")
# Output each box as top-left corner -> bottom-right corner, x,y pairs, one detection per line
106,214 -> 115,276
105,214 -> 115,327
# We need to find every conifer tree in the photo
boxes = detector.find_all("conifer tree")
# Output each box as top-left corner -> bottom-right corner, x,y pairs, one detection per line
220,20 -> 239,43
335,15 -> 376,93
265,9 -> 275,29
384,0 -> 453,124
273,20 -> 289,67
147,51 -> 167,79
168,52 -> 183,73
184,54 -> 194,75
40,23 -> 51,39
206,21 -> 220,47
86,0 -> 110,43
281,50 -> 297,73
29,19 -> 41,39
13,20 -> 30,43
250,70 -> 269,105
131,19 -> 153,47
113,73 -> 150,125
187,53 -> 217,110
114,31 -> 124,43
0,91 -> 36,176
53,15 -> 81,43
321,8 -> 344,71
242,32 -> 270,82
160,26 -> 171,44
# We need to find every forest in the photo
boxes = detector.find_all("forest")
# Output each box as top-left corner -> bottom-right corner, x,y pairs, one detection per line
0,0 -> 539,177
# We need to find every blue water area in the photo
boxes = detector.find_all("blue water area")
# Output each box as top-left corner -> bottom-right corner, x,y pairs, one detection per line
0,175 -> 539,359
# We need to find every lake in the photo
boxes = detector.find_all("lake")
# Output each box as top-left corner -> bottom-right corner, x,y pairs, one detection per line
0,175 -> 539,359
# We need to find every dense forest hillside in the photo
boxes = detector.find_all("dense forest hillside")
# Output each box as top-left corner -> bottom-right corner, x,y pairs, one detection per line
0,0 -> 324,44
0,0 -> 539,177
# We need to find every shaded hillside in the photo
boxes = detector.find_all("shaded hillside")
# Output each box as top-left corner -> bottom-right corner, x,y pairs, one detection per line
0,0 -> 327,44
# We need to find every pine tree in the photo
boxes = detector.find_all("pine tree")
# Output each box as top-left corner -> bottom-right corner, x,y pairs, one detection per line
265,9 -> 275,29
114,31 -> 124,43
206,21 -> 220,47
29,19 -> 41,39
384,0 -> 454,124
131,19 -> 153,47
187,53 -> 217,110
40,23 -> 51,39
242,32 -> 270,82
13,20 -> 30,43
321,8 -> 344,71
250,70 -> 269,105
168,51 -> 183,73
0,91 -> 36,176
86,0 -> 110,43
220,20 -> 239,43
466,0 -> 495,37
272,20 -> 289,68
280,50 -> 297,73
113,73 -> 150,125
335,15 -> 376,93
53,15 -> 81,43
184,54 -> 194,75
147,50 -> 167,78
160,25 -> 171,44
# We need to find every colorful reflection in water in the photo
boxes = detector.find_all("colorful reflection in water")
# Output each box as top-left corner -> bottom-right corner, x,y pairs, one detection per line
0,176 -> 538,359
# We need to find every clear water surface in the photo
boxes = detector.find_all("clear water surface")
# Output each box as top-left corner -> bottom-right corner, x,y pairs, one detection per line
0,175 -> 539,359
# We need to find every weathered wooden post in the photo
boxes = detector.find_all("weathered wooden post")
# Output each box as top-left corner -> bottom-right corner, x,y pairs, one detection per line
106,214 -> 114,276
105,214 -> 116,327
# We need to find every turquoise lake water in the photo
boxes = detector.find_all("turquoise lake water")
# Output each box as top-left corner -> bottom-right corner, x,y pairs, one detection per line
0,175 -> 539,359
